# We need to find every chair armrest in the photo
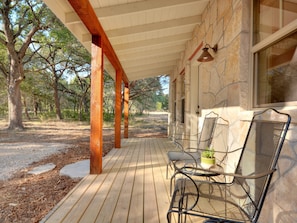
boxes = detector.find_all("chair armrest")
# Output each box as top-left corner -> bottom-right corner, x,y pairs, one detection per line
170,170 -> 200,211
177,166 -> 276,179
226,147 -> 243,154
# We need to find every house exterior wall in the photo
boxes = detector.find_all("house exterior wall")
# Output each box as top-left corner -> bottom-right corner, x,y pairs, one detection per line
169,0 -> 297,222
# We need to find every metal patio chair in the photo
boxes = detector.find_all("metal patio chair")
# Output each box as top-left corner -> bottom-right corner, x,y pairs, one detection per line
166,111 -> 219,178
169,117 -> 233,193
167,108 -> 291,223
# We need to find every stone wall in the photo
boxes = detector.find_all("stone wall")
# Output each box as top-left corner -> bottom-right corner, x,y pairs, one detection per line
169,0 -> 297,222
170,0 -> 249,147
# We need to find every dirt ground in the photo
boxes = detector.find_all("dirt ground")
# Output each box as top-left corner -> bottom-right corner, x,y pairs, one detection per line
0,112 -> 168,223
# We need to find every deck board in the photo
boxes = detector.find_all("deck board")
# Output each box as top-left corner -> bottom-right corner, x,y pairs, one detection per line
41,138 -> 205,223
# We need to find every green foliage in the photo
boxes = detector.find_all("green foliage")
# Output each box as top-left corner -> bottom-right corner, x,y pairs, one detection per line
0,106 -> 7,117
128,76 -> 168,113
62,110 -> 89,121
37,111 -> 57,121
201,147 -> 215,159
103,113 -> 115,122
103,71 -> 115,114
155,92 -> 168,111
0,0 -> 169,124
156,102 -> 162,111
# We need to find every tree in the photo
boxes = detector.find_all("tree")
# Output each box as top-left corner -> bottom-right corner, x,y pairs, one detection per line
103,72 -> 116,114
129,76 -> 163,113
33,20 -> 91,120
66,42 -> 91,119
0,0 -> 51,129
20,66 -> 52,117
59,57 -> 91,121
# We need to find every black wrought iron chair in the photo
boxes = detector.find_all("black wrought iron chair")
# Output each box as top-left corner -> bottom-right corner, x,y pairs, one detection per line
166,111 -> 219,178
167,108 -> 291,223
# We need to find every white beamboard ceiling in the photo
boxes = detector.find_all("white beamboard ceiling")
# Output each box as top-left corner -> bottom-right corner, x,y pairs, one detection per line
43,0 -> 209,81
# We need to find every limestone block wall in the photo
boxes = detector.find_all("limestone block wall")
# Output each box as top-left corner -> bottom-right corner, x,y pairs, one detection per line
170,0 -> 250,147
169,0 -> 297,222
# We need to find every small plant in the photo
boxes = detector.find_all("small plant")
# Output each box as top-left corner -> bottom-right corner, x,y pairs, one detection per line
201,146 -> 215,159
201,146 -> 215,169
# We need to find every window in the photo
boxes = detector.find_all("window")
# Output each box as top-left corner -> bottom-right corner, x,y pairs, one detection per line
253,0 -> 297,107
255,33 -> 297,105
253,0 -> 297,44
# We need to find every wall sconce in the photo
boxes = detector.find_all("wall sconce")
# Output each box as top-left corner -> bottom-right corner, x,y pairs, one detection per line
197,43 -> 218,62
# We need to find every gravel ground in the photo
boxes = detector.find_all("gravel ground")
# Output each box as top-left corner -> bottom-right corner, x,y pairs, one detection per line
0,142 -> 67,180
0,112 -> 168,181
0,112 -> 168,222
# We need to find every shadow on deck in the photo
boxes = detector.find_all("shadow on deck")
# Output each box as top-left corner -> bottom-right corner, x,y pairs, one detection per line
41,138 -> 204,223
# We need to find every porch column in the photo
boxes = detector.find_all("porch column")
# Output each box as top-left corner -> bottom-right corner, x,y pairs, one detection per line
124,83 -> 129,138
115,69 -> 122,148
90,35 -> 104,174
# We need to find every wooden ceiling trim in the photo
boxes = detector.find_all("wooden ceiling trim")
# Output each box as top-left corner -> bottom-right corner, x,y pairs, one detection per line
113,33 -> 191,51
67,0 -> 129,84
106,15 -> 201,38
65,0 -> 202,23
188,41 -> 203,61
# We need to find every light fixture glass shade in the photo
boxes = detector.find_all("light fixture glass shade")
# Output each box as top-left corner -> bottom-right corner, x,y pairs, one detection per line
197,47 -> 214,62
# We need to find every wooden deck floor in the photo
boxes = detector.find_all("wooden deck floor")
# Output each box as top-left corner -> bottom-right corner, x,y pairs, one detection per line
41,138 -> 205,223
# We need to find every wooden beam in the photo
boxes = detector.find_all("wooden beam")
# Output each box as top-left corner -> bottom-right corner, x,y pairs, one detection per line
67,0 -> 129,85
115,70 -> 122,148
90,35 -> 103,174
124,84 -> 129,138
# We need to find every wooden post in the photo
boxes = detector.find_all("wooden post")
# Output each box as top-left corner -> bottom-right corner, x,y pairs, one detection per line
115,69 -> 122,148
90,35 -> 103,174
124,84 -> 129,138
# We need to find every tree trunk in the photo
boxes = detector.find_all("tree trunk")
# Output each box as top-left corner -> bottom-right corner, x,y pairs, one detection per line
23,97 -> 31,120
53,81 -> 62,120
7,59 -> 24,130
8,81 -> 24,130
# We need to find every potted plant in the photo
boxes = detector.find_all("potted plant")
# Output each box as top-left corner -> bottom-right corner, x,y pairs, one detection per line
201,146 -> 215,169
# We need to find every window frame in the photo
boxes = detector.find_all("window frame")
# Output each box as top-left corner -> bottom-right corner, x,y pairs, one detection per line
251,3 -> 297,108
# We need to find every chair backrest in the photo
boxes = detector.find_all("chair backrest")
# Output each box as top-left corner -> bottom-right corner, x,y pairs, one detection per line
197,111 -> 218,150
232,108 -> 291,222
211,117 -> 229,166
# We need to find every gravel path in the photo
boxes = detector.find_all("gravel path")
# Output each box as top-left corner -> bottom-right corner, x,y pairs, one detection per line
0,112 -> 168,181
0,142 -> 68,180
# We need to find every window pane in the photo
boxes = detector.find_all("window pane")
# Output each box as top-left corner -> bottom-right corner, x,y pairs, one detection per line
284,1 -> 297,26
253,0 -> 297,44
255,32 -> 297,106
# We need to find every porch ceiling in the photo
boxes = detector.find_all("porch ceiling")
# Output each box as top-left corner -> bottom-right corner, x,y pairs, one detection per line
43,0 -> 209,81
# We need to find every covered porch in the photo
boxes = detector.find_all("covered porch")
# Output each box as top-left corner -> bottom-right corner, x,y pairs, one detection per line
41,138 -> 204,223
40,0 -> 297,222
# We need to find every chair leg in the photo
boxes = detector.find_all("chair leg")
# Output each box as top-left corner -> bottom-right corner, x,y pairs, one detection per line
170,174 -> 176,195
166,163 -> 169,179
167,161 -> 174,179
